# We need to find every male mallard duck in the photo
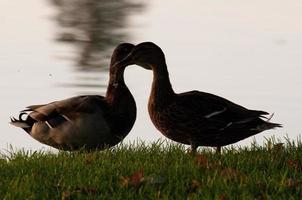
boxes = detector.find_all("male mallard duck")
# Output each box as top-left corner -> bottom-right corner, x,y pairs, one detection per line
10,43 -> 136,151
120,42 -> 282,153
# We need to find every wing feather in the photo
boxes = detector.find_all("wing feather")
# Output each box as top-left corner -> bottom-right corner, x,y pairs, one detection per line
27,95 -> 108,128
168,90 -> 269,129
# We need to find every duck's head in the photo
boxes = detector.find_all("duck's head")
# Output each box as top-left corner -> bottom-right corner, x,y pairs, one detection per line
110,43 -> 135,69
119,42 -> 166,70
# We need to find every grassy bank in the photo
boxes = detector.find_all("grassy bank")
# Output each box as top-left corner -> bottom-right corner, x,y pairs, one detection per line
0,139 -> 302,199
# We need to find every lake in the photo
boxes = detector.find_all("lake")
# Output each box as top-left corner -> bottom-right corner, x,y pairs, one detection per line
1,0 -> 301,151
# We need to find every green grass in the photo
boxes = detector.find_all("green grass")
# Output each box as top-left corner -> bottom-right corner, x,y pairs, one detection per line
1,139 -> 302,199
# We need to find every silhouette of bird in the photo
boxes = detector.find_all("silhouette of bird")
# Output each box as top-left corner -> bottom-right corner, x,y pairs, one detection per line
10,43 -> 136,151
120,42 -> 281,153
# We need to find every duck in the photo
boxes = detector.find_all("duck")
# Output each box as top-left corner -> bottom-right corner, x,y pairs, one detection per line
120,41 -> 282,153
10,43 -> 137,151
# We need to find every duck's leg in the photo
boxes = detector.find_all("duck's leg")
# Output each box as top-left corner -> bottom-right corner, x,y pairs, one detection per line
190,144 -> 198,155
216,146 -> 221,154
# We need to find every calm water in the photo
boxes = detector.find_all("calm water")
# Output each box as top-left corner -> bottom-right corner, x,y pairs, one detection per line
1,0 -> 301,151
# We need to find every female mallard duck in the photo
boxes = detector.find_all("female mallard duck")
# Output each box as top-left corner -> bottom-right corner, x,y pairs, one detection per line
10,43 -> 136,151
121,42 -> 282,153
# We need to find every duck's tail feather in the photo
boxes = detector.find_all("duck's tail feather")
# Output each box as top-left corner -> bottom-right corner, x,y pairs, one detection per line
265,121 -> 282,129
257,112 -> 282,130
10,113 -> 33,132
251,120 -> 282,132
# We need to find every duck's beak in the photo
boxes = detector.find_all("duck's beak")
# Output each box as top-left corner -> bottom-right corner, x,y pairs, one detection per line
114,51 -> 134,68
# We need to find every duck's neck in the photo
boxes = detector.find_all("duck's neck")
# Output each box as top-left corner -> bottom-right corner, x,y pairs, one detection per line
106,67 -> 129,105
149,63 -> 175,110
105,66 -> 136,142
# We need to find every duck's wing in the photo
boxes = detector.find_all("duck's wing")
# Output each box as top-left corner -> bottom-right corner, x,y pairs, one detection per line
169,90 -> 271,130
13,95 -> 108,129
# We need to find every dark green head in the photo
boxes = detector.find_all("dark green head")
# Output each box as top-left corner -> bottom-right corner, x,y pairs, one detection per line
118,42 -> 166,70
110,43 -> 135,69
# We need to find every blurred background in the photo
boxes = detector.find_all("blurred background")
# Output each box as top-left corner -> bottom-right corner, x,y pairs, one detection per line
0,0 -> 301,151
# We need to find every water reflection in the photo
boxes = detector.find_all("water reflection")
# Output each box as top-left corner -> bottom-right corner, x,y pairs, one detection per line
50,0 -> 144,70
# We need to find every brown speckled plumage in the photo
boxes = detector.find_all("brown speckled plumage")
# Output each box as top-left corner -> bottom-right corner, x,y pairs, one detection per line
10,43 -> 136,151
122,42 -> 281,153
